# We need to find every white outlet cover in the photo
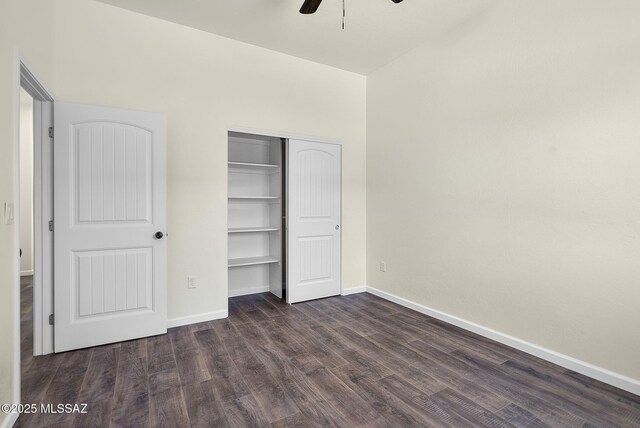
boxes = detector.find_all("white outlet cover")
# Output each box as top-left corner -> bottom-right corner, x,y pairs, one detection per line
4,202 -> 15,225
187,276 -> 197,289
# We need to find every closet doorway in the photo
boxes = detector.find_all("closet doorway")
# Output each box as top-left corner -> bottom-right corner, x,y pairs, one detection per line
227,131 -> 341,304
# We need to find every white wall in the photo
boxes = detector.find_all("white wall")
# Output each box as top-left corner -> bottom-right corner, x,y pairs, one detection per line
367,0 -> 640,381
0,0 -> 55,424
0,1 -> 15,417
52,0 -> 367,322
19,88 -> 34,276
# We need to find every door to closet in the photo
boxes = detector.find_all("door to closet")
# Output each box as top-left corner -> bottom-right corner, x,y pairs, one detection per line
287,139 -> 341,303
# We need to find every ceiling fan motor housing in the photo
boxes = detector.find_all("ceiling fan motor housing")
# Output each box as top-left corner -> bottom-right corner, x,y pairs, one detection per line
300,0 -> 404,15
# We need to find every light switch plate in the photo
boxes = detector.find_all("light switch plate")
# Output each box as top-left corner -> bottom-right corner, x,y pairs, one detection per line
4,202 -> 15,225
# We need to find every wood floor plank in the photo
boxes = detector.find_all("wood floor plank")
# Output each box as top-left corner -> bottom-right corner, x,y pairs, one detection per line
391,311 -> 513,364
363,333 -> 512,412
149,386 -> 190,428
430,388 -> 516,428
231,294 -> 270,318
452,349 -> 586,427
374,299 -> 557,372
17,283 -> 640,428
368,331 -> 478,378
27,348 -> 93,428
77,344 -> 120,403
500,359 -> 640,427
293,302 -> 345,330
564,369 -> 640,407
270,412 -> 308,428
328,297 -> 418,343
253,343 -> 344,427
250,318 -> 308,359
379,374 -> 477,428
73,399 -> 113,428
16,355 -> 65,428
147,367 -> 182,396
169,326 -> 211,386
214,319 -> 300,423
304,366 -> 384,428
406,338 -> 481,377
193,328 -> 252,401
231,318 -> 272,348
110,356 -> 150,427
146,334 -> 177,374
244,370 -> 301,424
496,404 -> 552,428
312,299 -> 385,337
332,325 -> 445,395
110,340 -> 150,428
271,317 -> 349,370
21,353 -> 66,402
386,311 -> 481,354
43,347 -> 92,403
183,379 -> 228,428
223,394 -> 271,428
227,301 -> 253,325
249,293 -> 282,318
306,323 -> 394,380
330,364 -> 432,427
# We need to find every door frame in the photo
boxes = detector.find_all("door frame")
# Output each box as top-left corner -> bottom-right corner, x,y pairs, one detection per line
226,126 -> 343,301
14,57 -> 55,417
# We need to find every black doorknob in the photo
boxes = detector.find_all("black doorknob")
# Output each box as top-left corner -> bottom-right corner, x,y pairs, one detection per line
155,232 -> 164,239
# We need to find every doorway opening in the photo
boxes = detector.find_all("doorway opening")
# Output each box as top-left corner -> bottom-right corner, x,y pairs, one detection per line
15,61 -> 55,420
19,87 -> 36,372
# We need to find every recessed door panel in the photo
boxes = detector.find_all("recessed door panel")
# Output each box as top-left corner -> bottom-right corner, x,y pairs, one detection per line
75,123 -> 152,224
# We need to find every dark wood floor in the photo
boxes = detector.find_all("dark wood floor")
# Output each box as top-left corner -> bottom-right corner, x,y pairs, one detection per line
16,277 -> 640,427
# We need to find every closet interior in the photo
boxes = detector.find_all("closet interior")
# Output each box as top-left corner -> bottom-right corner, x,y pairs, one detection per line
227,131 -> 285,299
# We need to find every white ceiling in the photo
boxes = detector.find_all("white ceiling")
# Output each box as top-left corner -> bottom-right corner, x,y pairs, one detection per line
97,0 -> 491,75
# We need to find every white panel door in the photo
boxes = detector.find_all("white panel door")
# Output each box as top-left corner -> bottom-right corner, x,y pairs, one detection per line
54,102 -> 166,352
287,139 -> 341,303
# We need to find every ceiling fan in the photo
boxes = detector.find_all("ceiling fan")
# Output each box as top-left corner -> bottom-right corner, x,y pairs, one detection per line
300,0 -> 404,14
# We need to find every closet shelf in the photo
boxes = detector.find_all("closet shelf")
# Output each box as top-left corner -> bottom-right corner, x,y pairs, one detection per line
228,196 -> 280,200
228,256 -> 280,268
228,161 -> 280,169
228,227 -> 279,233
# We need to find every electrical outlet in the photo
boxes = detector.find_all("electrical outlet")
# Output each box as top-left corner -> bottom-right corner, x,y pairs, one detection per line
379,261 -> 387,272
4,202 -> 14,226
187,276 -> 197,289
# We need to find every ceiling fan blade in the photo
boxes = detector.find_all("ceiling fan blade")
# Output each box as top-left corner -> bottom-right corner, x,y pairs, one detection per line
391,0 -> 404,3
300,0 -> 323,14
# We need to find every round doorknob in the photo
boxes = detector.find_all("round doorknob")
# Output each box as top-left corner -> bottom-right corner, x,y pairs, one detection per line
155,231 -> 164,239
335,225 -> 340,230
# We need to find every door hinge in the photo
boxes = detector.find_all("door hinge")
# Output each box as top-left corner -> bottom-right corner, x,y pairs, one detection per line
48,127 -> 54,139
48,220 -> 54,232
49,314 -> 54,325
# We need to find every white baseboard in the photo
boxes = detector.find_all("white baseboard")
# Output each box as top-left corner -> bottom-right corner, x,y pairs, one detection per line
365,286 -> 640,396
228,285 -> 271,298
0,413 -> 19,428
167,309 -> 228,329
341,285 -> 367,296
20,270 -> 33,277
